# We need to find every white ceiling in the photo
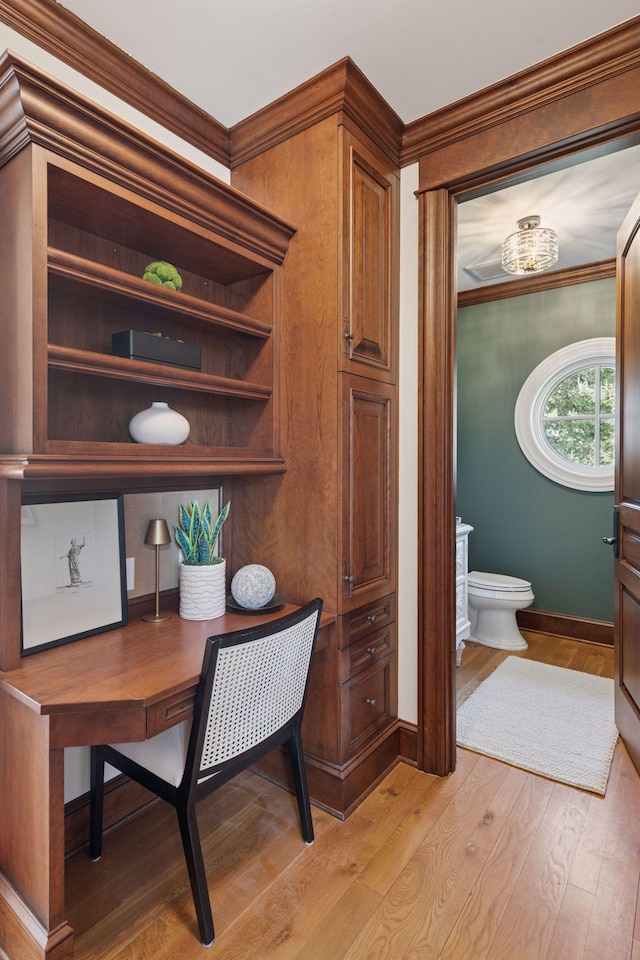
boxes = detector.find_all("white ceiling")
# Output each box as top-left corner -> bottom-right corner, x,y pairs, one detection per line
457,145 -> 640,291
59,1 -> 640,288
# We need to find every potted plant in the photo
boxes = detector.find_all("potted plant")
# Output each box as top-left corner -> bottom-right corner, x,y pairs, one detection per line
175,499 -> 230,620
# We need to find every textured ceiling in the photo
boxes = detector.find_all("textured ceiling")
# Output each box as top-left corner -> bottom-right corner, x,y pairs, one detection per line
58,1 -> 640,286
457,145 -> 640,291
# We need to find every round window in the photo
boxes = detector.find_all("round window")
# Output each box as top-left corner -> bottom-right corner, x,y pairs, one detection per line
514,338 -> 615,492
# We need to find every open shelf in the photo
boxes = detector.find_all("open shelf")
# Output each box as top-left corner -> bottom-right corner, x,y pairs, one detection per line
48,345 -> 272,400
48,248 -> 273,339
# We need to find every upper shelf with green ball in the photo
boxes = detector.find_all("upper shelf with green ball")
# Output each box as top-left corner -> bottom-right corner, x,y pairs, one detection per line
143,261 -> 183,291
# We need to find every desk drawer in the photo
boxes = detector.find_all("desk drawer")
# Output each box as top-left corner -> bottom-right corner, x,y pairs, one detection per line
342,594 -> 396,646
146,687 -> 196,738
341,621 -> 396,681
343,653 -> 397,757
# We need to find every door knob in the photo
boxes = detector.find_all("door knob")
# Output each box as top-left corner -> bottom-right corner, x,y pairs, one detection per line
602,537 -> 617,545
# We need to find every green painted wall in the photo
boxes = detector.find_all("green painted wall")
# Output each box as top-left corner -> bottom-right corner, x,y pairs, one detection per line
456,278 -> 615,623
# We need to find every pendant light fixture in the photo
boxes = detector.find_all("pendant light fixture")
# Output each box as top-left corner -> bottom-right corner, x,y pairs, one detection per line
501,215 -> 559,276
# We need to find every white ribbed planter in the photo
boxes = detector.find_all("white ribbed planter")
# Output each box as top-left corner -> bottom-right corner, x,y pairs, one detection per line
179,560 -> 226,621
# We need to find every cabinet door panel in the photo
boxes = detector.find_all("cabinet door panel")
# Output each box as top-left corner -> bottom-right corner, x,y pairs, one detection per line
341,130 -> 398,380
342,376 -> 395,611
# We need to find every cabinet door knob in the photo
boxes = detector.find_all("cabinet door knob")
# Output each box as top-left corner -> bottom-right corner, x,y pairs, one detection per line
366,646 -> 376,656
366,614 -> 377,623
366,698 -> 377,706
344,575 -> 355,583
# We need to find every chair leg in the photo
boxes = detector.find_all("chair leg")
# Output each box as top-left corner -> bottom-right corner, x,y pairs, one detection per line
287,725 -> 314,844
89,746 -> 105,861
176,803 -> 215,947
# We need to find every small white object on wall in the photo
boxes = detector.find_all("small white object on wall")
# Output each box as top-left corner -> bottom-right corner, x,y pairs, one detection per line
126,557 -> 135,591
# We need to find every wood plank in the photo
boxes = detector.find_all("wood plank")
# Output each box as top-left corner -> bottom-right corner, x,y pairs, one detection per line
354,749 -> 479,895
484,783 -> 590,960
339,754 -> 511,959
569,745 -> 624,895
546,883 -> 594,960
438,771 -> 555,960
288,881 -> 382,960
196,786 -> 410,959
71,771 -> 334,959
582,743 -> 640,959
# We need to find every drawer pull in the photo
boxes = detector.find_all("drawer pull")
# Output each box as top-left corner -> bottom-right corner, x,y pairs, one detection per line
366,614 -> 377,623
366,646 -> 376,656
366,698 -> 377,706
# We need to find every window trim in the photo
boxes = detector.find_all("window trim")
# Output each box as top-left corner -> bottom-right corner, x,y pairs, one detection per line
514,337 -> 615,492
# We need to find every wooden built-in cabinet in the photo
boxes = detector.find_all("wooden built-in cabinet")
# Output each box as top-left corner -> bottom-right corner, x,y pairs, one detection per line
0,52 -> 294,485
0,53 -> 400,815
0,52 -> 294,671
230,71 -> 401,816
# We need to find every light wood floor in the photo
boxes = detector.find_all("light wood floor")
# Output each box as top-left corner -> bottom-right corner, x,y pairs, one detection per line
66,634 -> 640,960
457,631 -> 615,708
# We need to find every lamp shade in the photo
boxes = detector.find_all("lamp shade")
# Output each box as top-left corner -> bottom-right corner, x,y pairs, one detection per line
144,518 -> 171,546
502,215 -> 558,276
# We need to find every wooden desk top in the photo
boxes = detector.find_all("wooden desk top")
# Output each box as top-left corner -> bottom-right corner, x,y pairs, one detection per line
0,604 -> 303,716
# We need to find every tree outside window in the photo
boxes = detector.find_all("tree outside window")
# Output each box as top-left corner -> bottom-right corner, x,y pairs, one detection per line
543,364 -> 615,468
514,338 -> 615,492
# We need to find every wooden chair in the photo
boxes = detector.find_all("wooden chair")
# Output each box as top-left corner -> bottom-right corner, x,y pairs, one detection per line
89,598 -> 323,946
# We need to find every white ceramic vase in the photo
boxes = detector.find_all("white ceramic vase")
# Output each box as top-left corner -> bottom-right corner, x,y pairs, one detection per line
128,401 -> 190,444
179,560 -> 226,620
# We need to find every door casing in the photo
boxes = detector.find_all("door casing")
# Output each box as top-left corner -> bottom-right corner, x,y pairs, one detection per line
416,56 -> 640,775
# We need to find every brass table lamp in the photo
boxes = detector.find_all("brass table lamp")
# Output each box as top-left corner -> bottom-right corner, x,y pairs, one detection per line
142,518 -> 172,623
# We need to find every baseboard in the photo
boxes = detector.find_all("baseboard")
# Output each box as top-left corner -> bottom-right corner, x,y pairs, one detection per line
252,723 -> 405,819
0,872 -> 74,960
398,719 -> 418,764
64,774 -> 157,858
517,608 -> 613,646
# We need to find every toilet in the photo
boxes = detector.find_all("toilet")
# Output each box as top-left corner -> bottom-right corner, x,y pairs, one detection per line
467,571 -> 534,651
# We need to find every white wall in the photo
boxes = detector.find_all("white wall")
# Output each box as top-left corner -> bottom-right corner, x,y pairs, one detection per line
397,163 -> 419,724
1,21 -> 421,794
0,25 -> 230,184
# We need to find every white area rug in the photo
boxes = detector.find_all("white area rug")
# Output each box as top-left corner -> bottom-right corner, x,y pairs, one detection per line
457,656 -> 618,795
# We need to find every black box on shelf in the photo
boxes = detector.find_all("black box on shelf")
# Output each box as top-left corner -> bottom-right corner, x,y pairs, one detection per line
111,330 -> 202,371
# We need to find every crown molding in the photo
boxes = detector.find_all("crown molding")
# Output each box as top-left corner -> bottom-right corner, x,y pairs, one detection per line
457,259 -> 615,308
229,57 -> 403,168
0,0 -> 230,166
402,15 -> 640,167
0,51 -> 295,265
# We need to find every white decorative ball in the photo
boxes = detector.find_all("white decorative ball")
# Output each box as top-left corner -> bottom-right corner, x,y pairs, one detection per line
231,564 -> 276,609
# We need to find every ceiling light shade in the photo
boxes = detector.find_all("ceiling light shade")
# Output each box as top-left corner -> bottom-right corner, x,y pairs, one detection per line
501,215 -> 559,276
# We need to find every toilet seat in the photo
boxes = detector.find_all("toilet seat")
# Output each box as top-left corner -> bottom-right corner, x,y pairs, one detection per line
468,571 -> 533,602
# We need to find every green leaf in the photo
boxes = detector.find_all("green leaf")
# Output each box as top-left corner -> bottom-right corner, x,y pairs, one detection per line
209,501 -> 230,549
175,498 -> 230,565
175,527 -> 196,563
